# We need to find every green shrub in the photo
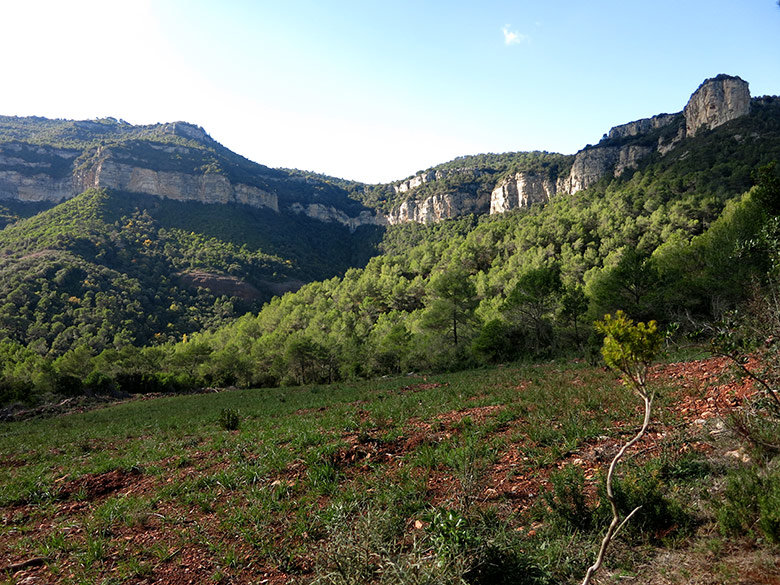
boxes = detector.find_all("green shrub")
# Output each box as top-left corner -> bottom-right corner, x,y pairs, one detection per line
84,371 -> 115,394
218,408 -> 240,431
604,464 -> 691,541
544,464 -> 594,533
717,464 -> 780,543
427,508 -> 477,559
465,544 -> 547,585
758,475 -> 780,544
54,373 -> 84,397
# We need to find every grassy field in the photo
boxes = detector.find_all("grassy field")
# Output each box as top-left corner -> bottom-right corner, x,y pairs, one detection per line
1,357 -> 778,584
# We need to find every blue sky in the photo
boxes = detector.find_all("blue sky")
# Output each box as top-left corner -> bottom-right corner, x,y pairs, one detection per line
1,0 -> 779,183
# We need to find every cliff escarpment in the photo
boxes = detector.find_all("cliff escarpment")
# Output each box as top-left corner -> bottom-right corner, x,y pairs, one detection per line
385,74 -> 755,223
0,74 -> 761,229
0,118 -> 383,232
381,153 -> 573,224
684,74 -> 751,137
74,146 -> 280,212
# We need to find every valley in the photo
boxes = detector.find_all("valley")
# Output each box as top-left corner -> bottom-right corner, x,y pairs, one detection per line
1,72 -> 780,584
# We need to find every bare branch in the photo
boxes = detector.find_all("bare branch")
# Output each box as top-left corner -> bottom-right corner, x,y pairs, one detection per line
582,393 -> 653,585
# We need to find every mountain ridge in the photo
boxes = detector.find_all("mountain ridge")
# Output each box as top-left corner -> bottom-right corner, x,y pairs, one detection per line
0,74 -> 761,230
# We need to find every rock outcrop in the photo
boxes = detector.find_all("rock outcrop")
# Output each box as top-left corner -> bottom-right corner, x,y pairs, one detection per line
0,75 -> 759,229
614,145 -> 654,177
392,168 -> 486,195
394,170 -> 437,194
544,75 -> 751,198
490,172 -> 557,214
567,147 -> 620,194
607,114 -> 677,140
386,190 -> 490,225
402,75 -> 754,222
163,121 -> 213,144
0,138 -> 385,230
684,75 -> 750,137
290,202 -> 387,231
76,157 -> 280,212
0,169 -> 77,202
0,143 -> 80,202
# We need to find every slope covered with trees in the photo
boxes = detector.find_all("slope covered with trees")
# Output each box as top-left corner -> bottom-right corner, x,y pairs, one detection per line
0,95 -> 779,404
0,189 -> 381,357
338,151 -> 573,213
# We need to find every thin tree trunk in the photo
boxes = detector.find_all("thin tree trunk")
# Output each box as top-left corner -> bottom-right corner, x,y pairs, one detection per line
581,392 -> 653,585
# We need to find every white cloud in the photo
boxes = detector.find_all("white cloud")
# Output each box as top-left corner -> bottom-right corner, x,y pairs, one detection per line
502,25 -> 529,46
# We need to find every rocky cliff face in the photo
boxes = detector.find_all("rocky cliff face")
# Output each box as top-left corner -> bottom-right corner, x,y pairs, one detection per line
382,166 -> 493,224
0,136 -> 385,231
496,75 -> 753,209
290,202 -> 387,230
386,190 -> 490,225
0,143 -> 80,202
0,169 -> 77,203
490,172 -> 557,214
394,170 -> 436,194
392,168 -> 486,194
76,156 -> 280,212
614,144 -> 654,177
395,75 -> 755,223
684,75 -> 750,137
0,75 -> 759,229
607,114 -> 677,140
566,147 -> 620,194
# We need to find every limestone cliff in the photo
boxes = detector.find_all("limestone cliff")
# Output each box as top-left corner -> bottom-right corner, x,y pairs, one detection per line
386,190 -> 490,225
550,75 -> 751,198
0,143 -> 80,202
290,202 -> 387,230
0,168 -> 77,203
392,168 -> 486,195
684,75 -> 750,137
394,170 -> 437,194
606,114 -> 677,140
75,154 -> 280,212
0,75 -> 760,230
566,147 -> 620,194
490,172 -> 557,214
614,145 -> 654,177
0,124 -> 385,231
381,166 -> 494,224
399,75 -> 755,223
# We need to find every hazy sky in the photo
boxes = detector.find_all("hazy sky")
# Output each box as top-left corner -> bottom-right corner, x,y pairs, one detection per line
2,1 -> 779,183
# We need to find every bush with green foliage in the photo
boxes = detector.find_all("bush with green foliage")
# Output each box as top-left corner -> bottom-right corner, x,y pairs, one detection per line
218,408 -> 240,431
717,463 -> 780,544
544,464 -> 594,533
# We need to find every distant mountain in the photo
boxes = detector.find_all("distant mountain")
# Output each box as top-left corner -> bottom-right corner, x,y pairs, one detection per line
0,186 -> 386,352
0,116 -> 384,230
0,116 -> 395,350
361,74 -> 773,225
0,75 -> 770,232
0,74 -> 778,359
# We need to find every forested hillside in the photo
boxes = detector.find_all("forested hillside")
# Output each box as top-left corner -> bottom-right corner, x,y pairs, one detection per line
0,95 -> 777,404
0,87 -> 779,404
0,115 -> 371,217
338,151 -> 573,213
0,187 -> 381,358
